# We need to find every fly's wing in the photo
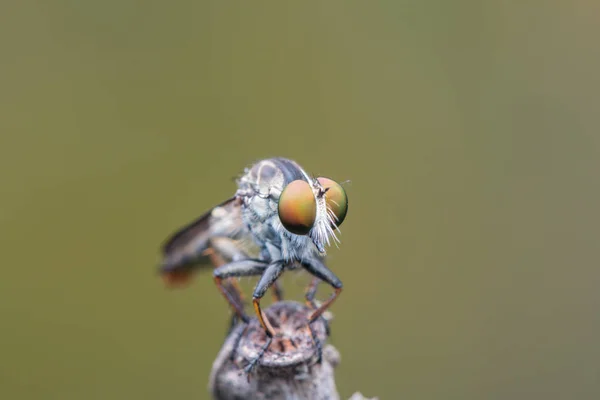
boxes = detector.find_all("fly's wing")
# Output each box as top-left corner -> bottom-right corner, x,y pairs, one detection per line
159,196 -> 246,285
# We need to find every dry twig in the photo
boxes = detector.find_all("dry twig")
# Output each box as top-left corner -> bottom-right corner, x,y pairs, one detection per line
208,301 -> 377,400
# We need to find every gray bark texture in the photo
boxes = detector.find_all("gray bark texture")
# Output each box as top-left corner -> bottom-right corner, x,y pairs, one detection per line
208,301 -> 377,400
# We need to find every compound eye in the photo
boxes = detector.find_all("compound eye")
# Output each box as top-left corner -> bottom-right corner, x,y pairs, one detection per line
278,180 -> 317,235
317,177 -> 348,228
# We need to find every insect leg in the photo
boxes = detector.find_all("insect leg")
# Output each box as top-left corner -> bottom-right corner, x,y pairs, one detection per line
203,247 -> 244,307
210,236 -> 284,302
259,244 -> 286,302
300,259 -> 342,363
203,240 -> 247,333
304,277 -> 321,309
304,276 -> 331,337
302,258 -> 343,322
213,260 -> 268,323
244,261 -> 285,373
251,261 -> 285,337
208,237 -> 252,303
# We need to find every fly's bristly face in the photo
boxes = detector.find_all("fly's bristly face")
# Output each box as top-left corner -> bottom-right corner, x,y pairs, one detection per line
236,158 -> 349,262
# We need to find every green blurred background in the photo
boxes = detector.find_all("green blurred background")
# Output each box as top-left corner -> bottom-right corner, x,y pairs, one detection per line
1,1 -> 599,399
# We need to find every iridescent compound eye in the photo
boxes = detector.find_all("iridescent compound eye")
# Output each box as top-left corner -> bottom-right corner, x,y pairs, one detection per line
278,180 -> 317,235
317,177 -> 348,228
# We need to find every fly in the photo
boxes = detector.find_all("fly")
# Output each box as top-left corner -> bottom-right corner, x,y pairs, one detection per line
158,157 -> 349,371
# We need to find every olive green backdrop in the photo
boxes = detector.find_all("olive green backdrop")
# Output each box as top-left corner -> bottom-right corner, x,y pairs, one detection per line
1,1 -> 599,399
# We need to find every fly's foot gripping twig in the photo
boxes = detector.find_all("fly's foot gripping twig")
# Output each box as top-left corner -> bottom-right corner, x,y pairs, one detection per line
209,301 -> 338,399
241,301 -> 328,372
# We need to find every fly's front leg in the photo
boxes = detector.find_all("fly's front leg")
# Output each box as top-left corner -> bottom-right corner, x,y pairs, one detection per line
251,261 -> 285,337
213,260 -> 268,323
304,276 -> 331,336
244,261 -> 285,373
302,258 -> 343,322
260,243 -> 286,302
301,258 -> 343,363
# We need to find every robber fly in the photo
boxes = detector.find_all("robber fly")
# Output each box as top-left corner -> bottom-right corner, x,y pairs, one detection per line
159,157 -> 349,370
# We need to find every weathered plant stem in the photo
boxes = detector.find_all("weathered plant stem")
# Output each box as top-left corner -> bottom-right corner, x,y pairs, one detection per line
208,301 -> 376,400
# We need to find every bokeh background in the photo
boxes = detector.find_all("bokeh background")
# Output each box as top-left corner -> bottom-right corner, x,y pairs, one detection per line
1,1 -> 599,399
